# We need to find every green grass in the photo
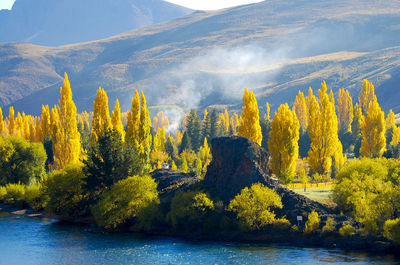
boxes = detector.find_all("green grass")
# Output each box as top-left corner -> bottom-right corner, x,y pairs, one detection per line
288,185 -> 335,207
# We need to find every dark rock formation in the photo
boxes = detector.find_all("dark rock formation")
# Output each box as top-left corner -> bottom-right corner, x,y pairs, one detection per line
203,136 -> 334,223
150,169 -> 200,203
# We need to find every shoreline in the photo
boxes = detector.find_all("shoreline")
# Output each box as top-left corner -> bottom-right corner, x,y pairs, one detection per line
1,203 -> 398,256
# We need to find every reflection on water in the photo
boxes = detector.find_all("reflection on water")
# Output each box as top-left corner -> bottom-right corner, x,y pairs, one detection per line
0,212 -> 398,265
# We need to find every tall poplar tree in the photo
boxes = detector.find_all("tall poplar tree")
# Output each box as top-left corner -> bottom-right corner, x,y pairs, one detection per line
386,110 -> 396,131
8,106 -> 15,136
0,106 -> 4,136
91,87 -> 112,142
268,104 -> 300,184
359,79 -> 376,114
126,90 -> 140,143
111,99 -> 125,142
360,99 -> 386,158
337,88 -> 353,133
51,73 -> 81,169
138,91 -> 152,168
238,88 -> 262,145
308,81 -> 344,174
40,105 -> 51,142
293,90 -> 308,130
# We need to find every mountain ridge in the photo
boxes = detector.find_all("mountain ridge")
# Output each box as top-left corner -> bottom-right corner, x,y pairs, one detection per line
0,0 -> 400,116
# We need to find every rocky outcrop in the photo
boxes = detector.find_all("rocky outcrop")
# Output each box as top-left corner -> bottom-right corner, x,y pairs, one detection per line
203,136 -> 334,223
150,169 -> 200,203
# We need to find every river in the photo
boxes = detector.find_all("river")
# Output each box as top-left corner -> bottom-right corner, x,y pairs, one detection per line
0,212 -> 398,265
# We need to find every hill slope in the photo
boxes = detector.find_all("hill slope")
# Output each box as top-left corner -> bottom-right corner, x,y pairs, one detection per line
0,0 -> 192,46
0,0 -> 400,116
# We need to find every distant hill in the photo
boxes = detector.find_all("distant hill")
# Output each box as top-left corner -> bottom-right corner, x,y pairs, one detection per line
0,0 -> 192,46
0,0 -> 400,117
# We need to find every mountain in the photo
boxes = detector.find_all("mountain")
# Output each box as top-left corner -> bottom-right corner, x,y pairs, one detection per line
0,0 -> 192,46
1,0 -> 400,118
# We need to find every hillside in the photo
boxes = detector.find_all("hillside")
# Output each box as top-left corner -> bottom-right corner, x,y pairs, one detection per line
1,0 -> 400,116
0,0 -> 192,46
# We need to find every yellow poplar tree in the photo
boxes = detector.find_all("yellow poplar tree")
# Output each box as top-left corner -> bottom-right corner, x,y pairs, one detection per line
308,81 -> 345,174
230,112 -> 240,135
360,99 -> 386,158
337,88 -> 353,133
268,104 -> 300,184
198,137 -> 212,170
0,106 -> 4,136
138,91 -> 152,168
391,126 -> 400,146
153,111 -> 170,131
8,106 -> 15,136
40,105 -> 51,142
16,112 -> 23,137
293,90 -> 308,129
111,99 -> 125,141
266,102 -> 271,122
52,73 -> 81,168
224,109 -> 230,134
50,106 -> 63,169
91,87 -> 112,141
359,79 -> 377,114
386,110 -> 396,130
126,90 -> 141,143
238,88 -> 262,145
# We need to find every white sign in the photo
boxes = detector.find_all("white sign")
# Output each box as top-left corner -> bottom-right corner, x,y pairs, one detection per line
297,216 -> 303,221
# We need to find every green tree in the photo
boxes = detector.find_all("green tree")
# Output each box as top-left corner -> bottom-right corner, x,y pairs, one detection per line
91,175 -> 159,230
186,109 -> 202,151
42,164 -> 85,219
167,191 -> 215,231
228,183 -> 283,231
83,129 -> 143,200
0,137 -> 46,185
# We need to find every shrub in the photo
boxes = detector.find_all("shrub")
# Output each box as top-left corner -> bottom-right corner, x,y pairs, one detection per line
272,218 -> 291,231
0,137 -> 47,185
322,217 -> 337,233
167,191 -> 215,231
339,223 -> 356,237
3,183 -> 26,206
91,175 -> 159,230
291,225 -> 299,232
304,211 -> 320,233
25,183 -> 44,210
332,158 -> 400,232
0,186 -> 6,201
42,164 -> 85,219
383,218 -> 400,245
228,183 -> 283,231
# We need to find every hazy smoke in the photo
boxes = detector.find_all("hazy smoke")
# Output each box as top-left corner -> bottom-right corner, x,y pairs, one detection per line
152,44 -> 290,131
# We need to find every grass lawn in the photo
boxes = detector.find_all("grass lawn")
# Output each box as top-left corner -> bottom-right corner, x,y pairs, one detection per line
285,183 -> 336,207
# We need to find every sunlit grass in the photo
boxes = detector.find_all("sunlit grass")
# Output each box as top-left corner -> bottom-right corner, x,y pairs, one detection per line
285,182 -> 335,207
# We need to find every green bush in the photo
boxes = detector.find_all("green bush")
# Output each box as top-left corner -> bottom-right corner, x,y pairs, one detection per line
339,223 -> 356,237
167,191 -> 215,231
3,183 -> 26,206
304,211 -> 320,233
92,175 -> 159,230
0,186 -> 6,201
25,183 -> 44,210
272,218 -> 291,231
0,137 -> 46,185
322,217 -> 337,233
332,158 -> 400,233
228,183 -> 283,231
383,218 -> 400,245
42,164 -> 85,219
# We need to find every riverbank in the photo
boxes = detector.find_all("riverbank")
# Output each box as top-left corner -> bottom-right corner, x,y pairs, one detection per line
1,203 -> 398,256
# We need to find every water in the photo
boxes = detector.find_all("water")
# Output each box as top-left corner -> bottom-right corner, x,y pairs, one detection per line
0,212 -> 398,265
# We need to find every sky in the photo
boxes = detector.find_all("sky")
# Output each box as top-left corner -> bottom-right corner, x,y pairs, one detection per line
0,0 -> 15,10
0,0 -> 264,10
